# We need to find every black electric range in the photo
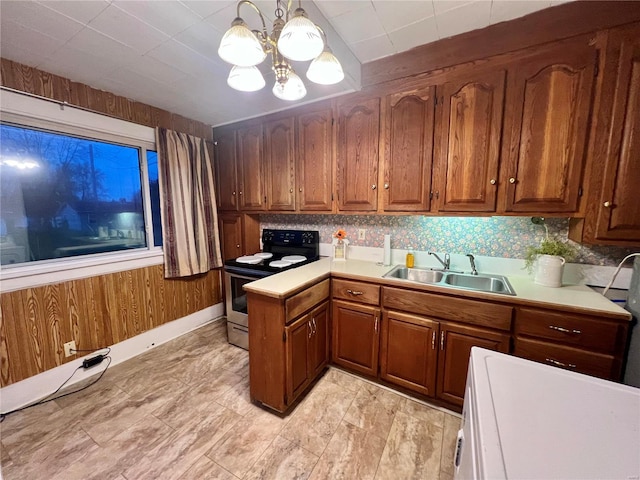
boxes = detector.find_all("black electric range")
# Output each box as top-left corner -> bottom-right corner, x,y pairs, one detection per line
223,229 -> 320,278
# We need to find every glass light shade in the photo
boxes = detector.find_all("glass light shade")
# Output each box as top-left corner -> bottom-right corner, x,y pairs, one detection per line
306,49 -> 344,85
227,66 -> 265,92
218,20 -> 266,67
272,71 -> 307,101
277,9 -> 324,62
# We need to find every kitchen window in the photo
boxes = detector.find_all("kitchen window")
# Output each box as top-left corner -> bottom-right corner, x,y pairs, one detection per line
0,89 -> 161,288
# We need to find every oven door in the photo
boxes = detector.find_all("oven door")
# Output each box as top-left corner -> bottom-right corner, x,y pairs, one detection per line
224,271 -> 257,328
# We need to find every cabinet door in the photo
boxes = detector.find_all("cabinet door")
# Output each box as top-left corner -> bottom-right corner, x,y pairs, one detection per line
502,38 -> 597,212
219,214 -> 243,261
382,85 -> 434,211
437,322 -> 509,407
297,109 -> 333,212
434,70 -> 505,212
309,301 -> 330,378
336,97 -> 380,211
380,311 -> 438,396
237,124 -> 265,210
214,127 -> 238,211
264,117 -> 295,211
594,25 -> 640,241
332,300 -> 380,376
286,314 -> 311,402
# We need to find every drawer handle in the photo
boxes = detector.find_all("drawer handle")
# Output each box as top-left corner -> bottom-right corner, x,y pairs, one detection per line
549,325 -> 581,334
545,358 -> 576,369
346,289 -> 364,296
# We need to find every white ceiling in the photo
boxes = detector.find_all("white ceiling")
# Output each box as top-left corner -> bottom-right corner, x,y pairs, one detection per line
0,1 -> 569,127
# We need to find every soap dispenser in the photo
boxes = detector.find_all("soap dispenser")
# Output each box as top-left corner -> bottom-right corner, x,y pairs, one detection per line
406,249 -> 415,268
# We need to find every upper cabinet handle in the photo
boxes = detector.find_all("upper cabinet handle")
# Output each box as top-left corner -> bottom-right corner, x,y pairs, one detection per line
371,184 -> 377,190
232,191 -> 236,195
290,188 -> 293,193
299,187 -> 303,192
384,183 -> 389,189
490,179 -> 496,185
509,177 -> 516,184
603,201 -> 612,207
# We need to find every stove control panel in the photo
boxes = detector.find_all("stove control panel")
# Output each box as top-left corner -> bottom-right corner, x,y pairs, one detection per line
262,229 -> 319,247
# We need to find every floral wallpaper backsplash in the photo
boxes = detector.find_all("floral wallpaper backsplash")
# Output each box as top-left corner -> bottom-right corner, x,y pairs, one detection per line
260,214 -> 639,267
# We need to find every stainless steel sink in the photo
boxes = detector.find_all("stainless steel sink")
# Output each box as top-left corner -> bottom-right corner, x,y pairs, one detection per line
383,266 -> 444,283
443,273 -> 516,295
382,266 -> 516,295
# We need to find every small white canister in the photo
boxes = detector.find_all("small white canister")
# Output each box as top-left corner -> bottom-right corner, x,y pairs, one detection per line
534,254 -> 566,287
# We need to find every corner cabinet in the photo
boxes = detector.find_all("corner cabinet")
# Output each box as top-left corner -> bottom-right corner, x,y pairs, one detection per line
248,278 -> 330,412
570,24 -> 640,245
433,70 -> 506,212
501,36 -> 598,213
381,85 -> 435,212
336,97 -> 380,212
264,117 -> 295,211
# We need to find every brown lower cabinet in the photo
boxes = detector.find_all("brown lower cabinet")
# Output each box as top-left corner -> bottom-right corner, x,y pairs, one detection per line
286,301 -> 329,401
379,310 -> 510,407
332,299 -> 381,377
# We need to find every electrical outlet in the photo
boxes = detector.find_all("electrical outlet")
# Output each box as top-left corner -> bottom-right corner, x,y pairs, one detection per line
358,229 -> 366,241
63,341 -> 76,358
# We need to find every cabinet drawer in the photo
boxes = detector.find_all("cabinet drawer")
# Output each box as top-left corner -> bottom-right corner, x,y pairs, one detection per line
332,279 -> 380,306
382,287 -> 512,331
514,307 -> 628,354
286,278 -> 330,322
513,337 -> 621,380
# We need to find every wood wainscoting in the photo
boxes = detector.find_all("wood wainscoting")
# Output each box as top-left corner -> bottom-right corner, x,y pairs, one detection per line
0,266 -> 222,387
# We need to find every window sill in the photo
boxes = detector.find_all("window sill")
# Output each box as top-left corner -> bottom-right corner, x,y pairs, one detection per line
0,249 -> 164,293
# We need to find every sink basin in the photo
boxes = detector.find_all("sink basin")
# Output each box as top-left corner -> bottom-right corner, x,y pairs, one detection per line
443,273 -> 516,295
383,266 -> 444,284
382,266 -> 516,295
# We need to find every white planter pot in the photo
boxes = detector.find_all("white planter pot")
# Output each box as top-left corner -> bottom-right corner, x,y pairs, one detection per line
534,254 -> 566,288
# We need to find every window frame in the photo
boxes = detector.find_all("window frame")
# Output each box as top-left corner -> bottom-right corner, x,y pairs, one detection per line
0,90 -> 163,291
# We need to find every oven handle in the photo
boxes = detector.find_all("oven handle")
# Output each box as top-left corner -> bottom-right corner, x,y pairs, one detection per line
224,271 -> 262,282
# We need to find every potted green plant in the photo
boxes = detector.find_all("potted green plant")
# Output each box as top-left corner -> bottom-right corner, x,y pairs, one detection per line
525,218 -> 577,287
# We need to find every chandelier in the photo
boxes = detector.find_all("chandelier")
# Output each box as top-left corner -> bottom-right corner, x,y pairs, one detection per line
218,0 -> 344,101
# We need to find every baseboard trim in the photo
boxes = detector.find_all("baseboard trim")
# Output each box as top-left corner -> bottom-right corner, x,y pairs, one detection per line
0,303 -> 225,413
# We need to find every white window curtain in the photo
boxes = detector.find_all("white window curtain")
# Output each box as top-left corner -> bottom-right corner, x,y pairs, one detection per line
156,127 -> 222,278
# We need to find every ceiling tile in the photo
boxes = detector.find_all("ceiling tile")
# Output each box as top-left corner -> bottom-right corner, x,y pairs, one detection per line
120,56 -> 190,86
112,1 -> 201,37
0,37 -> 51,70
37,0 -> 110,24
435,1 -> 491,39
0,20 -> 66,59
87,4 -> 170,54
202,3 -> 242,34
490,1 -> 551,25
432,1 -> 475,16
179,0 -> 234,19
372,0 -> 435,33
39,46 -> 120,86
314,0 -> 371,19
349,34 -> 396,63
388,16 -> 439,53
1,0 -> 84,42
330,3 -> 387,44
174,21 -> 225,61
146,40 -> 224,79
65,27 -> 140,65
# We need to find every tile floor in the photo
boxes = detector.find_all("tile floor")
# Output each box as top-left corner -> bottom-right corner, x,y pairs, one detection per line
0,319 -> 460,480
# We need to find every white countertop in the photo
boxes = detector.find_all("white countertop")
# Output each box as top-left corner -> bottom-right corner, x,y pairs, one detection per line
243,258 -> 631,320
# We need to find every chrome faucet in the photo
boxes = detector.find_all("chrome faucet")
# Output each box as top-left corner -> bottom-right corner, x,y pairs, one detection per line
466,254 -> 478,275
429,251 -> 450,270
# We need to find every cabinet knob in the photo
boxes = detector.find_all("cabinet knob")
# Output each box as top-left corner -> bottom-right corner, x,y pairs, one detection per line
232,191 -> 236,195
290,188 -> 293,193
384,183 -> 389,189
490,179 -> 496,185
603,201 -> 612,207
371,184 -> 377,190
509,177 -> 516,184
239,191 -> 243,195
299,187 -> 303,192
236,244 -> 240,248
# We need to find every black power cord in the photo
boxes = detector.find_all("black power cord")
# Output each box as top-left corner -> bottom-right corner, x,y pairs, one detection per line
0,348 -> 112,422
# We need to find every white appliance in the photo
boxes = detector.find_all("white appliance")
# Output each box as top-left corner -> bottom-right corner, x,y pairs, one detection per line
455,347 -> 640,480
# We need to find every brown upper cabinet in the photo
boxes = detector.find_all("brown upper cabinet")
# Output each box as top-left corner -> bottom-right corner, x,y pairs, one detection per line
570,24 -> 640,245
297,108 -> 334,212
264,117 -> 296,211
500,36 -> 598,213
381,85 -> 435,212
433,70 -> 506,212
237,123 -> 266,211
336,96 -> 380,212
213,127 -> 238,212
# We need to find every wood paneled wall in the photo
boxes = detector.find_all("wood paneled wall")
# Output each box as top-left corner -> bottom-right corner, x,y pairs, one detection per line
0,58 -> 212,141
0,59 -> 221,387
0,266 -> 221,387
